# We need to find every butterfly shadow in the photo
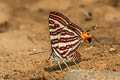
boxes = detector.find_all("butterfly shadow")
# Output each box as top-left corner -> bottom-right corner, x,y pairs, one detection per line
44,59 -> 81,72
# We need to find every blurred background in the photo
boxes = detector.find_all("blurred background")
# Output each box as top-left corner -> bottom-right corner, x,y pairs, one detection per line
0,0 -> 120,80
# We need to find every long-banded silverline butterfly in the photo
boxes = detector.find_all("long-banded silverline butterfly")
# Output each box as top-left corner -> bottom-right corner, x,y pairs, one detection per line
48,11 -> 103,70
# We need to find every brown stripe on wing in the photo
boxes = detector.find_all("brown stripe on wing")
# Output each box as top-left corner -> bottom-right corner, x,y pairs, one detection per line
71,23 -> 83,32
50,11 -> 71,24
67,23 -> 83,36
49,15 -> 67,26
51,36 -> 78,44
50,28 -> 63,35
53,46 -> 68,57
59,40 -> 79,51
50,28 -> 74,36
49,24 -> 60,29
65,39 -> 81,57
49,20 -> 55,24
60,30 -> 74,36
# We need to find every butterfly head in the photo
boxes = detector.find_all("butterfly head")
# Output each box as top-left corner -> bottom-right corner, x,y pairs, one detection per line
81,32 -> 92,43
81,25 -> 98,43
80,25 -> 104,46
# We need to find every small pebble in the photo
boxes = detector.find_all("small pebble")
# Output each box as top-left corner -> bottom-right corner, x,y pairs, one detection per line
32,49 -> 36,52
109,48 -> 116,52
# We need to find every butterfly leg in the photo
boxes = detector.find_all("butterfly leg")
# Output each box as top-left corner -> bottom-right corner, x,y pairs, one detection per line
72,51 -> 81,67
62,60 -> 70,70
73,59 -> 79,67
50,60 -> 56,70
50,61 -> 54,69
58,61 -> 62,70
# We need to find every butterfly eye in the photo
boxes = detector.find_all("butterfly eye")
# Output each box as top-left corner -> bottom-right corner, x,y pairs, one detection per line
87,33 -> 89,35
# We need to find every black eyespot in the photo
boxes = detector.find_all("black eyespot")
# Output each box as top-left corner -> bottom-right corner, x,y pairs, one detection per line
87,33 -> 89,35
87,38 -> 92,43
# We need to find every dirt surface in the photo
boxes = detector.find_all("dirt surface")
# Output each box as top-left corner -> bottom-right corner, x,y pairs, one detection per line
0,0 -> 120,80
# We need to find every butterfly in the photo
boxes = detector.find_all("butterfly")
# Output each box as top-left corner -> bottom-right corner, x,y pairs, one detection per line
48,11 -> 103,70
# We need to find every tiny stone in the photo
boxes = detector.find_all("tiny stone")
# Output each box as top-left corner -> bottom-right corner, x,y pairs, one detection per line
32,49 -> 36,52
109,48 -> 116,52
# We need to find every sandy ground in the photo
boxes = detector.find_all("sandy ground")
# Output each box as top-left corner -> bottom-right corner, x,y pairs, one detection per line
0,0 -> 120,80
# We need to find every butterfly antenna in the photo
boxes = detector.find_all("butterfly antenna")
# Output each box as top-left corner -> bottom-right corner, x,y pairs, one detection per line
93,36 -> 104,46
87,25 -> 98,32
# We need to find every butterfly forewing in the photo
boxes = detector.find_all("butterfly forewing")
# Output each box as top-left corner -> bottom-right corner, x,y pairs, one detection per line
49,11 -> 82,61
